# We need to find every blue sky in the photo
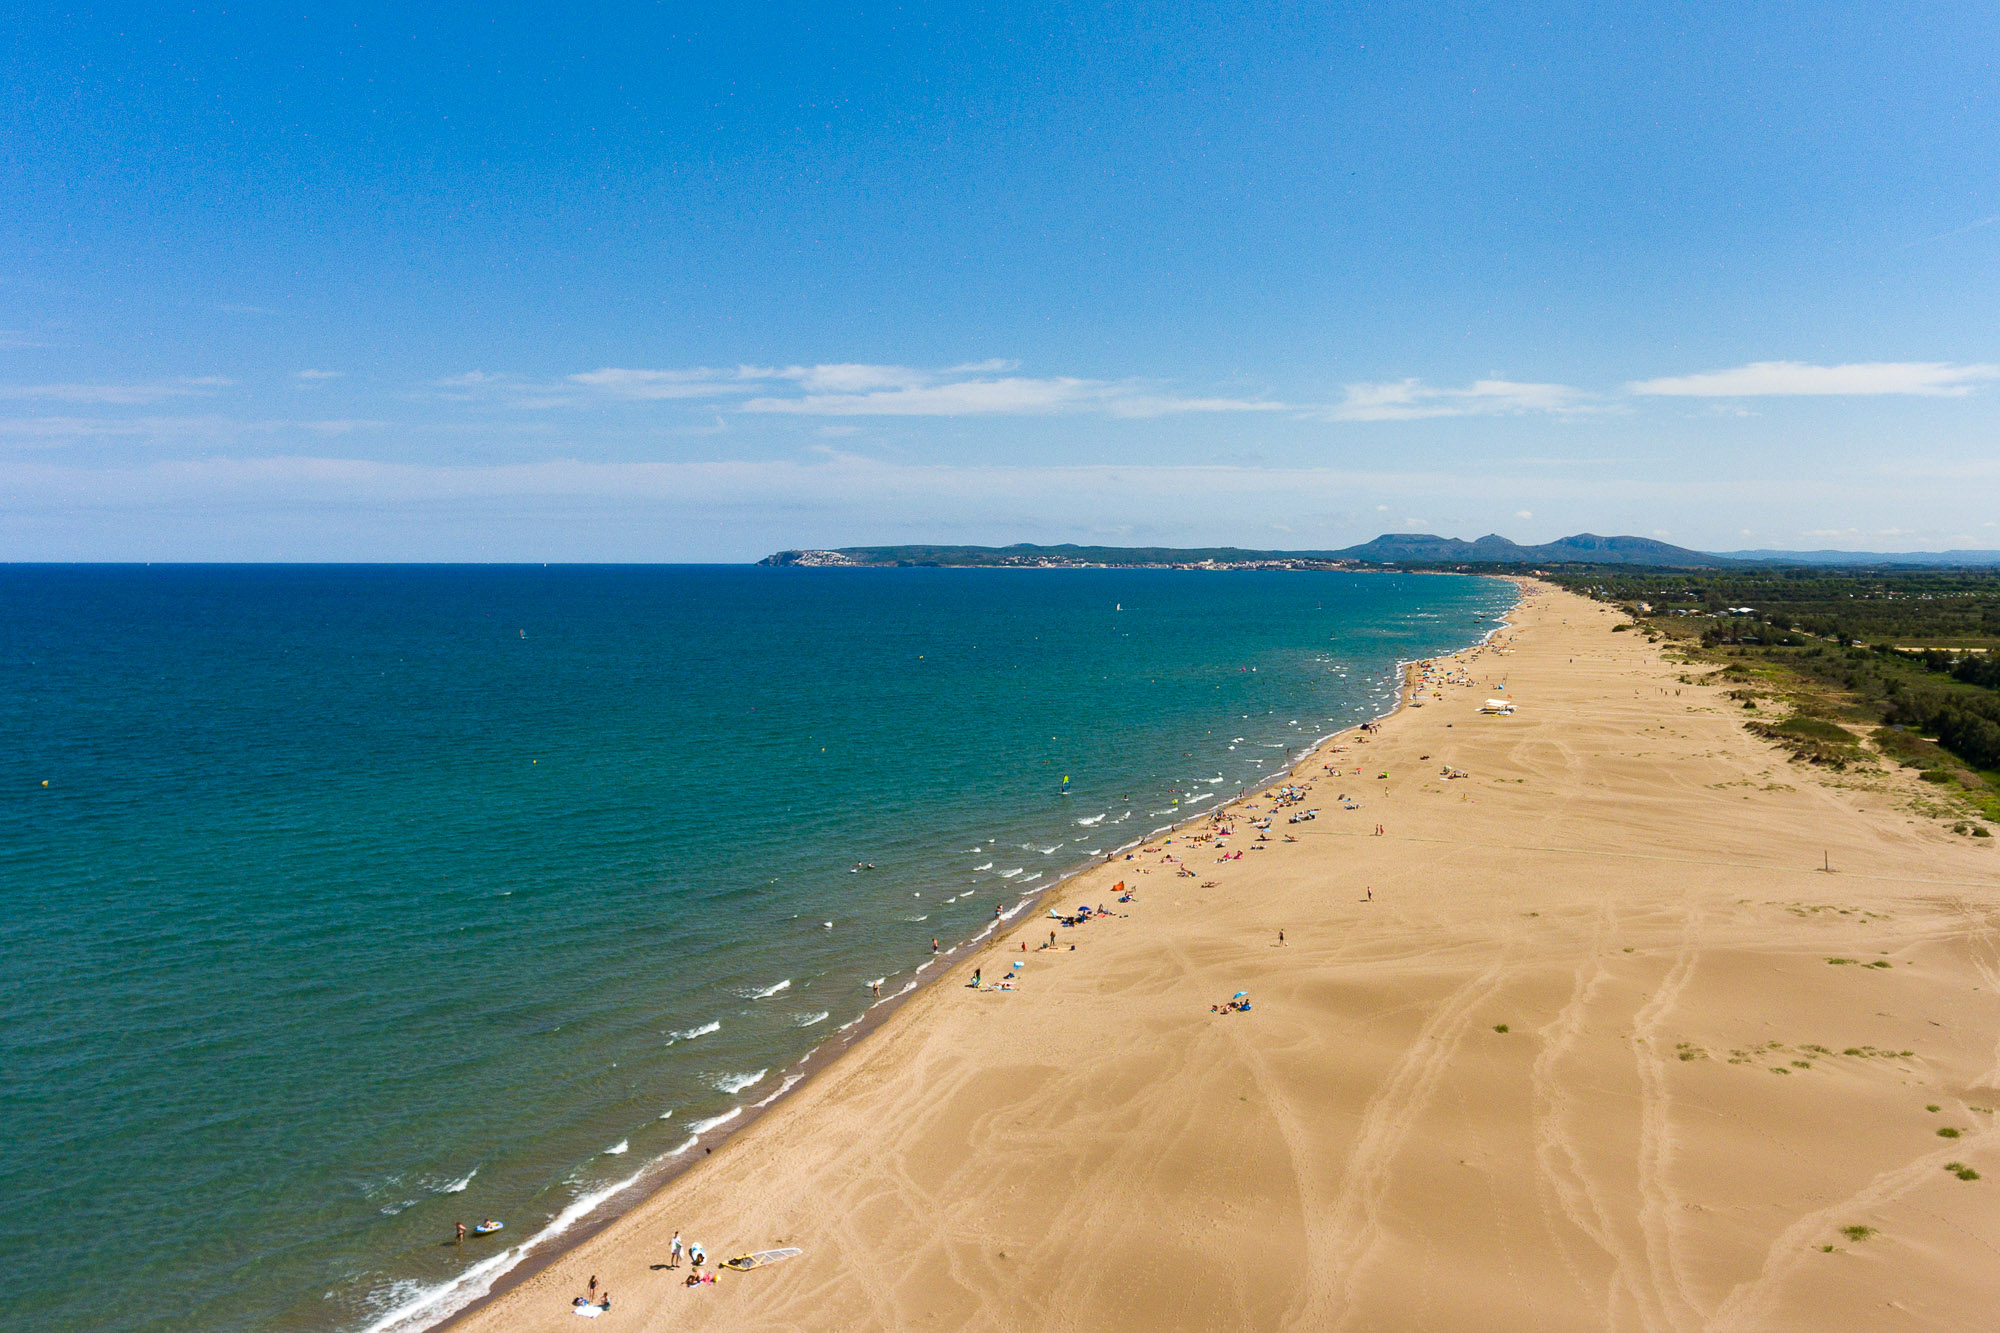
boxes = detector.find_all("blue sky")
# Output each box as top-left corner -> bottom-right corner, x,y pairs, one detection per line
5,1 -> 1999,559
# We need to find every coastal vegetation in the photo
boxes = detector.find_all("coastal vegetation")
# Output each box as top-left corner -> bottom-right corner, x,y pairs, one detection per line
1555,569 -> 2000,824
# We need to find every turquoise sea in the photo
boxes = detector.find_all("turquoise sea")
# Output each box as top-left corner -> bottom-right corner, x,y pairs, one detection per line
0,565 -> 1513,1331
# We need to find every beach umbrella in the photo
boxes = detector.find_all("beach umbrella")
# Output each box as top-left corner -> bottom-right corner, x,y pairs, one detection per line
1233,991 -> 1248,999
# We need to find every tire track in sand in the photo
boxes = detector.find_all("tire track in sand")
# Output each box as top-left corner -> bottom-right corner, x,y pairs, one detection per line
1529,903 -> 1623,1327
1327,943 -> 1516,1331
1629,908 -> 1705,1332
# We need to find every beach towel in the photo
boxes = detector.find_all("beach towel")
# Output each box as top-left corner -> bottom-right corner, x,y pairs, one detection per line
575,1305 -> 603,1318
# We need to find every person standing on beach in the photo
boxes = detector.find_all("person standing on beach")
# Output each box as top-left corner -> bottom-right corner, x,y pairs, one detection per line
670,1231 -> 683,1268
455,1222 -> 465,1245
588,1275 -> 597,1301
972,967 -> 981,988
1278,929 -> 1285,945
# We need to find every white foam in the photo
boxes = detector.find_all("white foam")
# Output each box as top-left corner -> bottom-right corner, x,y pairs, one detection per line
754,1074 -> 804,1107
795,1010 -> 829,1027
688,1107 -> 743,1135
666,1020 -> 720,1043
1075,813 -> 1106,826
1038,844 -> 1061,854
710,1068 -> 768,1096
1000,867 -> 1024,878
357,1159 -> 654,1333
665,1134 -> 698,1156
657,1109 -> 674,1121
974,861 -> 994,871
603,1140 -> 629,1155
442,1169 -> 476,1194
746,979 -> 791,1000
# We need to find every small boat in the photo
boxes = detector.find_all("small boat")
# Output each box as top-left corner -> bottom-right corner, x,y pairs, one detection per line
723,1247 -> 803,1271
472,1221 -> 504,1236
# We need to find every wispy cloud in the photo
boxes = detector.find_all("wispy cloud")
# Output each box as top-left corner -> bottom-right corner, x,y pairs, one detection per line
1326,378 -> 1590,421
295,369 -> 343,381
567,366 -> 768,399
0,415 -> 383,446
1628,361 -> 2000,397
740,364 -> 1282,417
1902,215 -> 2000,249
0,377 -> 233,405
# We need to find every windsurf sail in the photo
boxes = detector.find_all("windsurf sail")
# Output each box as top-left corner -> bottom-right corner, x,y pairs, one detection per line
723,1247 -> 804,1271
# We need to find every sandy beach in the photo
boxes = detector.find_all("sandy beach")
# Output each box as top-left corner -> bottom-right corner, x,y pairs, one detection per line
450,580 -> 2000,1332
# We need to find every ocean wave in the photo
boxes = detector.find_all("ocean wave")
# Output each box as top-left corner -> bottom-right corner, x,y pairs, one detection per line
1038,844 -> 1061,854
603,1140 -> 629,1155
357,1159 -> 652,1333
905,914 -> 928,921
754,1074 -> 804,1108
688,1107 -> 743,1135
973,861 -> 994,871
744,979 -> 791,1000
1000,867 -> 1024,878
795,1011 -> 829,1027
666,1020 -> 720,1044
665,1134 -> 698,1156
1075,813 -> 1105,826
709,1068 -> 768,1096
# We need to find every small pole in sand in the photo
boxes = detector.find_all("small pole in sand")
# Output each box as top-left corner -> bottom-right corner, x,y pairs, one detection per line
1823,850 -> 1831,873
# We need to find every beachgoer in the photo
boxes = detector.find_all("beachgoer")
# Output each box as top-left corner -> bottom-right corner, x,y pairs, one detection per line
456,1222 -> 465,1244
670,1231 -> 683,1267
972,968 -> 981,988
1278,929 -> 1285,945
871,979 -> 880,996
932,937 -> 939,953
600,1293 -> 611,1311
588,1275 -> 598,1299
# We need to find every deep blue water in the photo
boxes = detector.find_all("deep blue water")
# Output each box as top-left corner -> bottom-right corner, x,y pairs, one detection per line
0,565 -> 1513,1331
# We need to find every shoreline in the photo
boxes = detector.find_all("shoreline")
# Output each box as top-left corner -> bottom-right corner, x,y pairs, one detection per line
406,578 -> 1521,1333
442,577 -> 2000,1331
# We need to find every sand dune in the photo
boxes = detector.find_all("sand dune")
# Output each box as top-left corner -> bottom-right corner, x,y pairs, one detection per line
451,581 -> 2000,1331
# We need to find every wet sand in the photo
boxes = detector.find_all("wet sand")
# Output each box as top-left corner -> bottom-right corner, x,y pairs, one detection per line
451,580 -> 2000,1332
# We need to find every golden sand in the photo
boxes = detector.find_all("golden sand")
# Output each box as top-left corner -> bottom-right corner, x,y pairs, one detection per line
451,581 -> 2000,1331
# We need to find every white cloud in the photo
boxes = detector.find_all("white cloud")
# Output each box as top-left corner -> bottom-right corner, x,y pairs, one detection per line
1327,377 -> 1589,421
0,416 -> 383,446
1628,361 -> 2000,397
295,369 -> 343,380
0,378 -> 232,404
741,366 -> 1282,418
1515,509 -> 1533,519
567,367 -> 765,399
776,363 -> 930,393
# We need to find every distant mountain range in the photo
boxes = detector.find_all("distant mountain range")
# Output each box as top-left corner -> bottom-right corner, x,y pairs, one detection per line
759,534 -> 2000,570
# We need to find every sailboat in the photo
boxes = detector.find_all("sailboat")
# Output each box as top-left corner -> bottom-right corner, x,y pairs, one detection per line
1060,775 -> 1071,797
